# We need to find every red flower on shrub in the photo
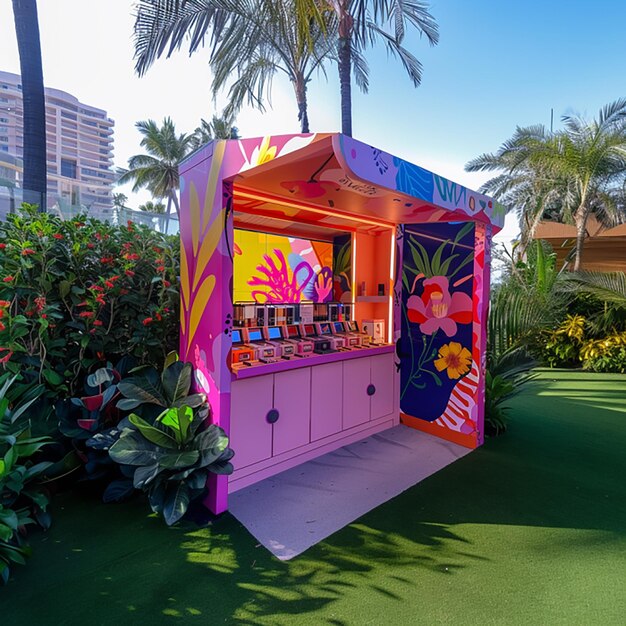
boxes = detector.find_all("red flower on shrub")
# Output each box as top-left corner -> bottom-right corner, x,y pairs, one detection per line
163,280 -> 171,288
90,285 -> 104,293
100,256 -> 114,264
79,311 -> 95,319
21,248 -> 35,256
0,300 -> 10,308
41,314 -> 47,319
75,221 -> 85,228
142,317 -> 153,326
0,349 -> 13,364
93,320 -> 103,327
34,296 -> 46,312
127,220 -> 134,231
123,253 -> 140,261
156,265 -> 165,273
95,233 -> 102,241
119,288 -> 129,295
0,321 -> 5,331
2,276 -> 13,283
53,233 -> 64,240
0,243 -> 6,250
153,247 -> 162,254
104,280 -> 115,289
125,269 -> 135,277
87,243 -> 95,249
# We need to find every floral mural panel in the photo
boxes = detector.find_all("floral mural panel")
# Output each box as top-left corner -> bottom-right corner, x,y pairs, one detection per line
233,229 -> 334,303
400,222 -> 475,423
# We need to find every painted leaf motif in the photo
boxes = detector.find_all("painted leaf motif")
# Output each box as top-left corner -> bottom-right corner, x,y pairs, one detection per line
187,274 -> 216,351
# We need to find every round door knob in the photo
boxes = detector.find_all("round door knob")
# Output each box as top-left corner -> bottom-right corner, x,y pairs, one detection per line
266,409 -> 280,424
367,384 -> 376,396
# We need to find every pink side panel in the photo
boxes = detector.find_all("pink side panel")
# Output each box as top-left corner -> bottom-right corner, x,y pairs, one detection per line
370,353 -> 394,419
311,362 -> 343,441
229,376 -> 274,470
272,368 -> 311,456
342,358 -> 371,428
473,223 -> 491,446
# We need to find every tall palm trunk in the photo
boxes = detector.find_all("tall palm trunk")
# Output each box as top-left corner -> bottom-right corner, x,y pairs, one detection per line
294,76 -> 310,133
337,34 -> 352,136
573,211 -> 587,271
336,1 -> 353,137
12,0 -> 47,211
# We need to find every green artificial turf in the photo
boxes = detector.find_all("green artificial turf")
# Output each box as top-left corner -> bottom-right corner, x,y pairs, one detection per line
4,370 -> 626,625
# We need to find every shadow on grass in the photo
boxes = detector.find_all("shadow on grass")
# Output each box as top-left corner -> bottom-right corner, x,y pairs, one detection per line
4,369 -> 626,624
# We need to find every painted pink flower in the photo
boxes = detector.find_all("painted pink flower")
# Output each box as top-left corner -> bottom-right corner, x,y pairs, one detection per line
407,276 -> 472,337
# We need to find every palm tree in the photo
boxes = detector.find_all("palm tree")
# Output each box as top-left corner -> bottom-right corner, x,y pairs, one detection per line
138,200 -> 166,213
12,0 -> 47,210
209,0 -> 339,133
112,192 -> 128,209
467,101 -> 626,270
330,0 -> 439,136
118,117 -> 193,220
132,0 -> 336,134
190,111 -> 240,150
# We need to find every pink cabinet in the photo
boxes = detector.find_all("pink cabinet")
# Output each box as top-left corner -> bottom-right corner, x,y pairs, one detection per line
342,354 -> 395,429
229,375 -> 273,470
370,353 -> 394,419
273,368 -> 311,456
311,362 -> 343,441
342,357 -> 372,429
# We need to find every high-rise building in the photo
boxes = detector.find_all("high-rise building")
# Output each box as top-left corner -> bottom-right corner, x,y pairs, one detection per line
0,70 -> 115,211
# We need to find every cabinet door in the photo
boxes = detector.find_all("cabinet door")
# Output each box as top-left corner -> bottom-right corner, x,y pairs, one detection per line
272,368 -> 311,456
342,357 -> 371,429
370,352 -> 395,419
229,375 -> 273,470
311,362 -> 343,441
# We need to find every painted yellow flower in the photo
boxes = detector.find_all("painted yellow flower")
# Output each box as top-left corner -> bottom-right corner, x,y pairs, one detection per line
255,136 -> 278,165
434,341 -> 472,379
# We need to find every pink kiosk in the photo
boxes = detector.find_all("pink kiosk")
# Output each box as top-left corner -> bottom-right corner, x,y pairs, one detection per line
178,134 -> 504,514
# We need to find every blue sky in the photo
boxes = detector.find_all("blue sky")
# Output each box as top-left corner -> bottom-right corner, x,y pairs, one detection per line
1,0 -> 625,244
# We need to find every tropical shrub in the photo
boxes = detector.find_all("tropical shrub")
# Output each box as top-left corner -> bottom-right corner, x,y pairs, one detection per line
0,204 -> 179,431
0,373 -> 52,583
540,314 -> 586,368
580,332 -> 626,373
93,358 -> 234,525
109,405 -> 233,525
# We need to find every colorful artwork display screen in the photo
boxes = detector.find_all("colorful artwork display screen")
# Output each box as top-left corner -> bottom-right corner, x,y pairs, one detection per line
234,229 -> 333,303
399,223 -> 475,423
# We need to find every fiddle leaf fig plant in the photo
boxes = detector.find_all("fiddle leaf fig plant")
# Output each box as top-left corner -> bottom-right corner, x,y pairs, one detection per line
109,369 -> 234,525
116,354 -> 205,419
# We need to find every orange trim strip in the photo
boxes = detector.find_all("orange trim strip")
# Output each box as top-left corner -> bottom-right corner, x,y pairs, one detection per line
400,413 -> 478,449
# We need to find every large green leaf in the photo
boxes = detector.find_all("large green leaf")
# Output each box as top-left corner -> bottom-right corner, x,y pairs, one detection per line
196,426 -> 229,468
128,414 -> 177,449
161,362 -> 192,404
109,431 -> 159,466
162,481 -> 191,526
133,463 -> 161,489
0,508 -> 18,531
118,379 -> 167,408
158,450 -> 200,469
0,523 -> 13,542
158,406 -> 193,443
